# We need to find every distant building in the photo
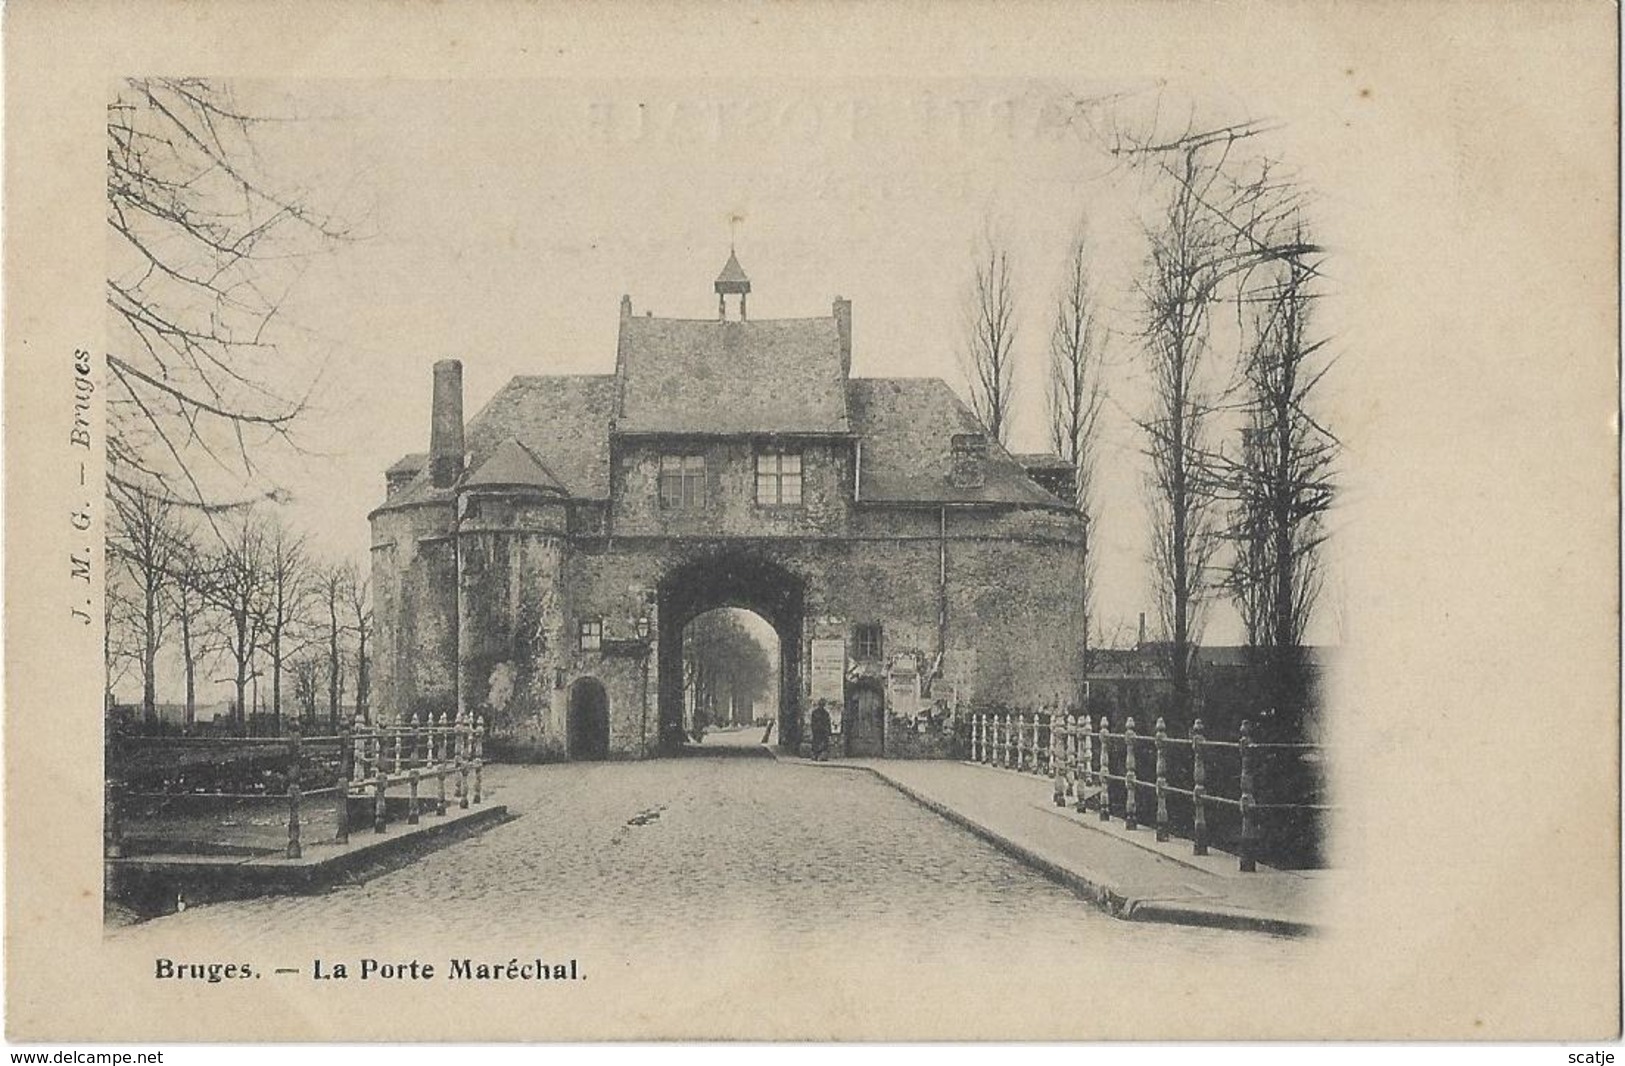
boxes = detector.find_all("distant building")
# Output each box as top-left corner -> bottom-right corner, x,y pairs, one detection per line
1086,641 -> 1335,741
369,255 -> 1087,759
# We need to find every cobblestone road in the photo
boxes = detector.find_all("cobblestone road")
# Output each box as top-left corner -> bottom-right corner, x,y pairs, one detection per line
110,747 -> 1311,1035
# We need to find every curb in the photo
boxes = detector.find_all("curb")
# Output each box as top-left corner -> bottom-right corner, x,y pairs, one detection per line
110,804 -> 512,915
775,753 -> 1316,937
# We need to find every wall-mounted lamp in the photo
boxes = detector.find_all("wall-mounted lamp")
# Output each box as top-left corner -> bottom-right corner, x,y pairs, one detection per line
635,615 -> 652,642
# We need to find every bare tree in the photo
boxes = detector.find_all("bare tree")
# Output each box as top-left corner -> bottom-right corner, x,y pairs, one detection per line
1136,146 -> 1231,719
1117,111 -> 1325,722
1214,241 -> 1337,728
106,78 -> 347,511
961,233 -> 1018,445
1047,222 -> 1110,680
163,522 -> 214,732
259,524 -> 315,734
203,515 -> 269,732
107,482 -> 186,725
318,565 -> 350,732
290,651 -> 324,728
345,571 -> 373,723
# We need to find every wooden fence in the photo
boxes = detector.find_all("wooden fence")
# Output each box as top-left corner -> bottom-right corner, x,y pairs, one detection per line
969,711 -> 1333,871
106,713 -> 487,862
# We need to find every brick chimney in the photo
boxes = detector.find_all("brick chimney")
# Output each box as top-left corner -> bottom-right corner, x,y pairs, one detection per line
833,296 -> 852,379
949,433 -> 988,489
429,359 -> 465,488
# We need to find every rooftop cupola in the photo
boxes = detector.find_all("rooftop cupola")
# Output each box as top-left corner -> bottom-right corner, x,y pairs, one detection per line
714,249 -> 751,321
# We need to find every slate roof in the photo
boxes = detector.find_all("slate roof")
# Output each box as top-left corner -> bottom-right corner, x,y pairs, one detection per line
848,378 -> 1064,508
615,316 -> 849,435
459,375 -> 618,499
463,438 -> 568,494
380,324 -> 1074,511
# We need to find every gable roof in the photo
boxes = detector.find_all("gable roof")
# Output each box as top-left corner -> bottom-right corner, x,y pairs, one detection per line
464,437 -> 568,494
615,315 -> 850,435
848,378 -> 1065,508
464,375 -> 618,499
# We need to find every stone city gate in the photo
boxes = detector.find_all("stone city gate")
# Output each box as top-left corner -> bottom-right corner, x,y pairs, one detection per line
368,253 -> 1089,761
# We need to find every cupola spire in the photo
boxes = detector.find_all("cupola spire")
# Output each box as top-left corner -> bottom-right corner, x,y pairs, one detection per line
714,248 -> 751,321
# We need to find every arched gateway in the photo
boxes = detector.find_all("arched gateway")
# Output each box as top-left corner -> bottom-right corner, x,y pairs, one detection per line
657,553 -> 804,753
367,254 -> 1088,760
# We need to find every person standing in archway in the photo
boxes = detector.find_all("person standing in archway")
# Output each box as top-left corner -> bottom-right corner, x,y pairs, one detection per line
810,699 -> 832,761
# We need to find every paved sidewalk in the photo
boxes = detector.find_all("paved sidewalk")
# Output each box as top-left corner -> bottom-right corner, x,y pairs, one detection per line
109,802 -> 510,919
780,754 -> 1324,936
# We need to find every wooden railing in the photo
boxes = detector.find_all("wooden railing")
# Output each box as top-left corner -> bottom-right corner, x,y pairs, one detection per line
969,711 -> 1333,871
106,712 -> 487,862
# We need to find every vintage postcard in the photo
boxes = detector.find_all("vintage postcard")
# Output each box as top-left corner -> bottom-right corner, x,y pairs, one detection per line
4,0 -> 1618,1044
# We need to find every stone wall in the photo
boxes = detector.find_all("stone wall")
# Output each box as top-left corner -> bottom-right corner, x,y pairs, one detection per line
372,491 -> 1087,760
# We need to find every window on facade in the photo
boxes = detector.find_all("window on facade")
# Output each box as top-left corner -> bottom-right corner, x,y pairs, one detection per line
854,623 -> 883,660
578,620 -> 603,652
659,454 -> 706,509
755,451 -> 803,505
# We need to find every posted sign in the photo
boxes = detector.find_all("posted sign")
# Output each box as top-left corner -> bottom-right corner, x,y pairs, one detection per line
810,638 -> 846,706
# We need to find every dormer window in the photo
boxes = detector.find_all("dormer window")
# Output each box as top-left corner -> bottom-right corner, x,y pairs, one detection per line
659,454 -> 706,509
755,451 -> 802,505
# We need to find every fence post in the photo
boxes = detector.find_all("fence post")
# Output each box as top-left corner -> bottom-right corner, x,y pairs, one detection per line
1098,716 -> 1113,822
435,713 -> 448,816
1239,719 -> 1257,872
373,767 -> 387,834
352,713 -> 367,784
473,715 -> 484,805
335,715 -> 352,845
1124,717 -> 1139,830
286,718 -> 303,860
1051,713 -> 1067,806
1067,713 -> 1081,797
1154,716 -> 1170,842
458,714 -> 471,810
408,768 -> 421,825
392,721 -> 403,775
453,713 -> 465,804
1075,715 -> 1092,813
1192,718 -> 1208,855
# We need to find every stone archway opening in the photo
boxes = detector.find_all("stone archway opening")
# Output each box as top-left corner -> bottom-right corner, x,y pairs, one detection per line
657,553 -> 804,755
567,677 -> 611,761
679,607 -> 781,746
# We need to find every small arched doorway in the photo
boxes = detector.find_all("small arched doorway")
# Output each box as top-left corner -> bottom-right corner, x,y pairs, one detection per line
567,677 -> 610,761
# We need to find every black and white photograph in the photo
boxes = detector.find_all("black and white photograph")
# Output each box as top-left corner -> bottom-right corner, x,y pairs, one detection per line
4,0 -> 1618,1047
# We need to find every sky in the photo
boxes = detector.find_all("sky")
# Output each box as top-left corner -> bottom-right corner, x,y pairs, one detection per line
120,77 -> 1355,702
